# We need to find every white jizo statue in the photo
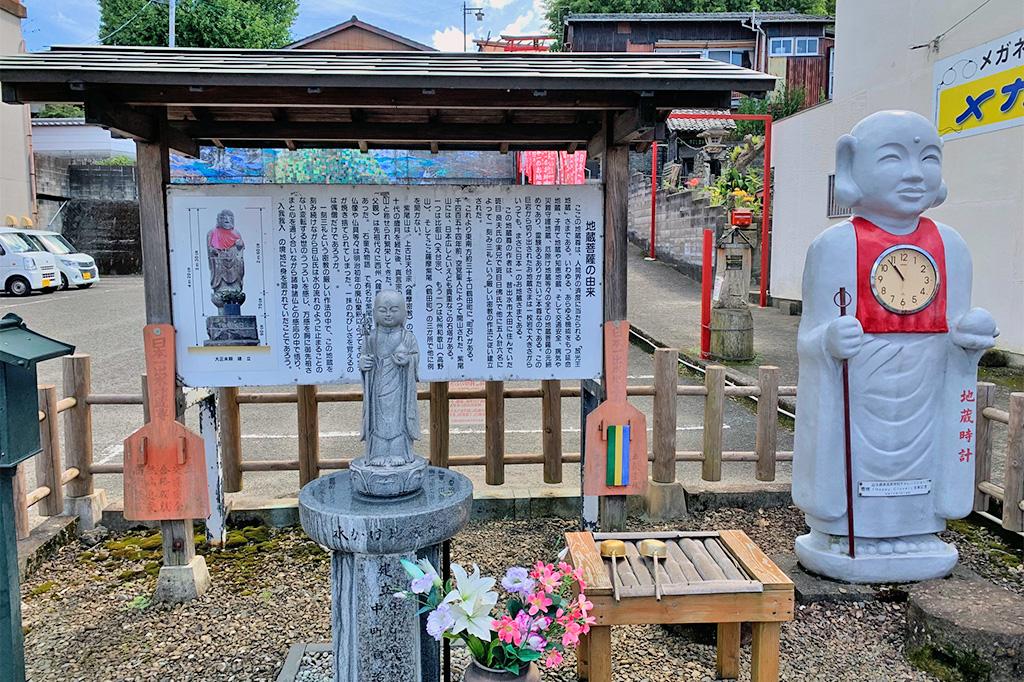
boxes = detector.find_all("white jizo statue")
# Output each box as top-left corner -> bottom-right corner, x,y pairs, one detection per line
793,111 -> 999,583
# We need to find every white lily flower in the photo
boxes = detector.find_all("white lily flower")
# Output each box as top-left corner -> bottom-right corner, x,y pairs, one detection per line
443,563 -> 498,641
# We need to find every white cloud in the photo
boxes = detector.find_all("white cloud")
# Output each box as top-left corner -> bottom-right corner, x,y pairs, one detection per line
500,1 -> 547,36
432,25 -> 474,51
485,0 -> 516,9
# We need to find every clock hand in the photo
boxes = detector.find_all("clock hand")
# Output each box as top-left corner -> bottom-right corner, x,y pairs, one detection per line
892,264 -> 905,282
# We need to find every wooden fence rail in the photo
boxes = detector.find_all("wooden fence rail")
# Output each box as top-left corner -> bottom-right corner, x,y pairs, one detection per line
12,356 -> 1024,539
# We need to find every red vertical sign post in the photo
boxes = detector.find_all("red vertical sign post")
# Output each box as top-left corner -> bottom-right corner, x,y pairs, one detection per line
700,228 -> 713,360
648,141 -> 658,260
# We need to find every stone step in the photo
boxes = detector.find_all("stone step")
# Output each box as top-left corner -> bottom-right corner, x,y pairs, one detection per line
906,569 -> 1024,681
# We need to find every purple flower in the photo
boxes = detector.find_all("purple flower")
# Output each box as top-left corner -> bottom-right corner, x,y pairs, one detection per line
526,634 -> 546,651
411,572 -> 437,595
426,604 -> 456,640
501,566 -> 536,596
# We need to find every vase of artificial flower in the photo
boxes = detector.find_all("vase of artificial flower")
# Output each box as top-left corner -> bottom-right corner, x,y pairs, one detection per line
463,659 -> 541,682
397,559 -> 592,681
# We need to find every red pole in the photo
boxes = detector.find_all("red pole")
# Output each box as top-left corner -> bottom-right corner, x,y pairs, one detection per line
759,116 -> 772,308
700,228 -> 713,360
649,141 -> 658,260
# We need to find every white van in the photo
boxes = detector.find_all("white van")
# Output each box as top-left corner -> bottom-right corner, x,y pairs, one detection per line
0,227 -> 59,296
16,229 -> 100,290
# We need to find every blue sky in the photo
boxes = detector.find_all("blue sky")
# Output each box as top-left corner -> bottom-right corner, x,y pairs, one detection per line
21,0 -> 549,51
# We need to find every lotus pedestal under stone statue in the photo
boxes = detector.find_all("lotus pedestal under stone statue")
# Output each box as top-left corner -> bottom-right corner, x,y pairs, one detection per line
298,289 -> 473,682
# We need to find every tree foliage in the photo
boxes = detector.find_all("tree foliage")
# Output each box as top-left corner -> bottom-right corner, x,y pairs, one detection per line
544,0 -> 836,50
98,0 -> 297,48
34,103 -> 85,118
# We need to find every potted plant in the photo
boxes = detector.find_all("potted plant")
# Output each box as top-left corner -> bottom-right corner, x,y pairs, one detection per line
397,558 -> 593,681
219,289 -> 246,316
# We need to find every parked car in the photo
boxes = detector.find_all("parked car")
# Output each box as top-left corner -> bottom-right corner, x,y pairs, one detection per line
16,229 -> 100,290
0,227 -> 59,296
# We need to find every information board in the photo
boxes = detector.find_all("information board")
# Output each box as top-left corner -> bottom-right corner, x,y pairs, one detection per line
167,184 -> 604,387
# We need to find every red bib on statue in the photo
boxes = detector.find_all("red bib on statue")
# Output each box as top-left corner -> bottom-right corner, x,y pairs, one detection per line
854,216 -> 948,334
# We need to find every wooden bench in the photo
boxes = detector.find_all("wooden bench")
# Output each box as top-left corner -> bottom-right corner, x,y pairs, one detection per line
566,530 -> 794,682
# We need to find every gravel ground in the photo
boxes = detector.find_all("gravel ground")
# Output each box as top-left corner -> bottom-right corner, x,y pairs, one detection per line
21,506 -> 1018,682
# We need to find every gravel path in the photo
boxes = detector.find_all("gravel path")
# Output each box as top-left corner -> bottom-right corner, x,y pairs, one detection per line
22,506 -> 1015,681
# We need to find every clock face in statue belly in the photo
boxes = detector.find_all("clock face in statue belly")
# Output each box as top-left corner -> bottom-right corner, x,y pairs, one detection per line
870,245 -> 940,314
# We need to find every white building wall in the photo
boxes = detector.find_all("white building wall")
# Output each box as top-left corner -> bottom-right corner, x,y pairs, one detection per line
0,2 -> 33,224
31,123 -> 137,157
771,0 -> 1024,355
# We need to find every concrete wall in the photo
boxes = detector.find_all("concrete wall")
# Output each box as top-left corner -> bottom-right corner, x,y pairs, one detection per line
0,2 -> 33,225
771,0 -> 1024,355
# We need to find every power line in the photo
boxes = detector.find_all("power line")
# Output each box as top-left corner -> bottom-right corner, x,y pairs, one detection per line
911,0 -> 995,50
96,0 -> 158,45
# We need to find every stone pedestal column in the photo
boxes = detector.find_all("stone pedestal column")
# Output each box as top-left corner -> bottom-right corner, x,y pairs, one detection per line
299,467 -> 474,682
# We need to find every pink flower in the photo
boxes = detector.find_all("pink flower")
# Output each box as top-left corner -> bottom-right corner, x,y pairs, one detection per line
493,615 -> 523,646
530,562 -> 562,593
579,613 -> 596,634
526,591 -> 553,615
557,561 -> 574,574
562,620 -> 584,648
543,650 -> 564,669
574,593 -> 593,615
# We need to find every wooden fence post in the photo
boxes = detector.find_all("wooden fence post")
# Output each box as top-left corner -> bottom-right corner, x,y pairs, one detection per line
217,387 -> 243,493
430,382 -> 450,468
542,379 -> 562,484
485,381 -> 505,485
755,366 -> 779,482
35,385 -> 63,517
652,349 -> 677,484
12,463 -> 29,541
63,355 -> 94,499
297,385 -> 320,486
702,366 -> 726,481
973,382 -> 996,512
1002,392 -> 1024,532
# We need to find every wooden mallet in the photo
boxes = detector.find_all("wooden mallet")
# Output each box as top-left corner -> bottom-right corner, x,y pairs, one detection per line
638,539 -> 668,600
599,539 -> 626,601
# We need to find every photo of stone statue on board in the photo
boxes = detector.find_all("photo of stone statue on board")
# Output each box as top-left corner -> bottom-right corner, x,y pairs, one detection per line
349,289 -> 427,498
204,209 -> 260,347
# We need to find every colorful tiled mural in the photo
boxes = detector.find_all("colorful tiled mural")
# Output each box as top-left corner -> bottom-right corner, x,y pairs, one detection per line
170,147 -> 516,184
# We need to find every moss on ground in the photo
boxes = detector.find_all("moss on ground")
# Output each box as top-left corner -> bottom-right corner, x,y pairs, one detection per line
946,519 -> 1021,568
907,645 -> 991,682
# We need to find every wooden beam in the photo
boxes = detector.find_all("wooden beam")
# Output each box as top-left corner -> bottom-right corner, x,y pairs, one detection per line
181,121 -> 598,144
612,99 -> 658,145
357,140 -> 369,154
429,141 -> 439,154
85,97 -> 198,157
586,115 -> 607,159
499,142 -> 509,155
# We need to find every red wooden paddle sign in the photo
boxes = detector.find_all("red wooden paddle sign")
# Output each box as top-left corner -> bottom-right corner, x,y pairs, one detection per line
123,324 -> 209,521
582,321 -> 648,496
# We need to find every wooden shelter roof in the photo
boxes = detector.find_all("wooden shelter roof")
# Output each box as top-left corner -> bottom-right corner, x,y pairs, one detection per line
0,46 -> 775,155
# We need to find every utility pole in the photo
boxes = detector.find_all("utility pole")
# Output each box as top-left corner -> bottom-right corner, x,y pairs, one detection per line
169,0 -> 176,47
462,2 -> 485,52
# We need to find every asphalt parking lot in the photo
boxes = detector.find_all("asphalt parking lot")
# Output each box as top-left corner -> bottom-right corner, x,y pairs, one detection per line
1,277 -> 792,513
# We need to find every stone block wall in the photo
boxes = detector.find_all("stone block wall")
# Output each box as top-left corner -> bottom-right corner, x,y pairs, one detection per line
628,175 -> 763,287
61,199 -> 141,274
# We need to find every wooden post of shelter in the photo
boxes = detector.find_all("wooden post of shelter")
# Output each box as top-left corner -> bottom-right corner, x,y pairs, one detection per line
11,463 -> 29,541
136,120 -> 207,600
703,365 -> 726,481
755,365 -> 779,482
598,120 -> 630,532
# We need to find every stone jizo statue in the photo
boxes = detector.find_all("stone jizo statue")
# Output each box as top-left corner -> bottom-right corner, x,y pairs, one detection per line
793,110 -> 999,583
207,209 -> 245,314
351,289 -> 426,497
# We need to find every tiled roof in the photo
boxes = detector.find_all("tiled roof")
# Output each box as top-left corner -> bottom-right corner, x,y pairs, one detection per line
666,109 -> 738,132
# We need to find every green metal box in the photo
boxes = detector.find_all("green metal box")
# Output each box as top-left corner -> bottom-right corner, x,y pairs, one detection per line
0,314 -> 74,469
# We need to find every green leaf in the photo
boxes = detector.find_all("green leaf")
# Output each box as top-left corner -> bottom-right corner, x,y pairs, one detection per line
466,635 -> 487,662
508,597 -> 524,617
400,558 -> 424,579
519,648 -> 542,662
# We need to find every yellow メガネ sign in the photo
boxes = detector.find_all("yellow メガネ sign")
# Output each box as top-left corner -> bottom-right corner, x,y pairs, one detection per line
934,30 -> 1024,140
